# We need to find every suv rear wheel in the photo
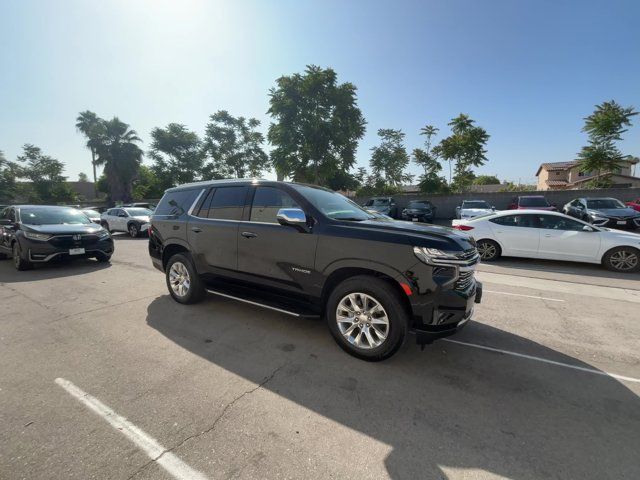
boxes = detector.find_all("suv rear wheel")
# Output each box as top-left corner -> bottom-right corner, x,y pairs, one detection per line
13,243 -> 32,271
165,253 -> 205,304
326,276 -> 408,361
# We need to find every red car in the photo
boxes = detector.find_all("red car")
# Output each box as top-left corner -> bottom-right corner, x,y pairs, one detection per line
507,195 -> 557,211
625,198 -> 640,212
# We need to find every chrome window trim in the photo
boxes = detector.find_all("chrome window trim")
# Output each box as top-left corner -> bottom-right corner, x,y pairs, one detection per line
187,189 -> 207,216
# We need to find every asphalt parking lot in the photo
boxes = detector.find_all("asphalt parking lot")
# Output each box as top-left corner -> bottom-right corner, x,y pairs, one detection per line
1,235 -> 639,480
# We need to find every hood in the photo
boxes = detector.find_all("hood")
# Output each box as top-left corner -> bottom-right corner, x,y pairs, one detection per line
460,208 -> 492,216
600,228 -> 640,241
336,218 -> 475,252
588,208 -> 639,218
518,206 -> 555,211
404,206 -> 432,213
22,224 -> 104,235
131,215 -> 151,222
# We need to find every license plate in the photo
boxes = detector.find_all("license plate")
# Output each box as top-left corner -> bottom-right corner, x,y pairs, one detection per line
69,247 -> 85,255
412,218 -> 418,222
616,221 -> 626,225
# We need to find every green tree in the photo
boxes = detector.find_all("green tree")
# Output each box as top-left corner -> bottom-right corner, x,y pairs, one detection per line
16,144 -> 76,203
432,114 -> 490,191
93,118 -> 143,203
76,110 -> 103,196
413,124 -> 448,193
203,111 -> 269,180
473,175 -> 500,185
370,129 -> 412,187
268,65 -> 366,184
577,100 -> 638,187
149,123 -> 205,190
0,150 -> 20,203
132,165 -> 164,200
78,172 -> 89,182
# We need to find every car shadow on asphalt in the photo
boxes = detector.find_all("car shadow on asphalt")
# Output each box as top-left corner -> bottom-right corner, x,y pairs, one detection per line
146,295 -> 640,480
0,257 -> 111,283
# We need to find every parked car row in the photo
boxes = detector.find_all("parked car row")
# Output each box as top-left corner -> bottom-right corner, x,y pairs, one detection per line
452,209 -> 640,272
562,197 -> 640,229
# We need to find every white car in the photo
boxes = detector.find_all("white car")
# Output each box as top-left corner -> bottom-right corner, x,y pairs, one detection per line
100,207 -> 152,238
452,210 -> 640,272
455,200 -> 495,219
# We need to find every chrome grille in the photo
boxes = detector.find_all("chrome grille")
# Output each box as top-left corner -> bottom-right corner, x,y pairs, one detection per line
454,269 -> 475,292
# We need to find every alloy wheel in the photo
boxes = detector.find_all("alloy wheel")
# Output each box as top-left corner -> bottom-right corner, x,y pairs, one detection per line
609,250 -> 639,271
169,261 -> 191,297
129,225 -> 138,237
478,241 -> 497,260
336,292 -> 389,349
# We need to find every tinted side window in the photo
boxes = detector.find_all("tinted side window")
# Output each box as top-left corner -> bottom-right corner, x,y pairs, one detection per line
250,187 -> 300,223
196,188 -> 215,218
208,187 -> 247,220
537,215 -> 585,231
155,189 -> 200,216
489,215 -> 536,228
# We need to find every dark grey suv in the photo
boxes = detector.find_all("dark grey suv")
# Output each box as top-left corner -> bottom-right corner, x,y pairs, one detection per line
149,180 -> 482,361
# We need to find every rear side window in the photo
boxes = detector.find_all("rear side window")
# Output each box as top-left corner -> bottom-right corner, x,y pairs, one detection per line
490,215 -> 536,227
250,187 -> 300,223
155,189 -> 200,216
205,186 -> 247,220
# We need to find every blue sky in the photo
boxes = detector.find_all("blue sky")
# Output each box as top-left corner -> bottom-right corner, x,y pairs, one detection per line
1,0 -> 639,184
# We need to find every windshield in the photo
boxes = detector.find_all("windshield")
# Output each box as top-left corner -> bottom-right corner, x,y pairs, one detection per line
408,201 -> 431,208
586,199 -> 625,209
82,209 -> 100,217
124,208 -> 152,216
296,186 -> 373,221
519,197 -> 549,207
20,207 -> 92,225
463,201 -> 490,209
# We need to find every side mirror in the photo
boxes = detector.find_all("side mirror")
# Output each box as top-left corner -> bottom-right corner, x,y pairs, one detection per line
491,206 -> 496,210
277,208 -> 309,232
455,206 -> 461,211
118,213 -> 127,217
582,225 -> 595,232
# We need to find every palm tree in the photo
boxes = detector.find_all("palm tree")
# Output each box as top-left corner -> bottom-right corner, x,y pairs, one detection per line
76,111 -> 103,197
93,117 -> 143,203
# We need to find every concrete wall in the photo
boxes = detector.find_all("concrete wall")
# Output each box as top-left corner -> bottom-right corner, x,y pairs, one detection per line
356,187 -> 640,219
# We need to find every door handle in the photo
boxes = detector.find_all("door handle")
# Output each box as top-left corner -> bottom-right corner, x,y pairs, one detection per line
544,234 -> 551,237
191,227 -> 202,233
241,231 -> 257,238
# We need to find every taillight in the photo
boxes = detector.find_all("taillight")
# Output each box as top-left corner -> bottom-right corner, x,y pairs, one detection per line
453,225 -> 474,231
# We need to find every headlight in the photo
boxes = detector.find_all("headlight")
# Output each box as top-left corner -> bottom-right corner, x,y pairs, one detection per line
97,229 -> 111,239
414,246 -> 459,264
23,231 -> 52,241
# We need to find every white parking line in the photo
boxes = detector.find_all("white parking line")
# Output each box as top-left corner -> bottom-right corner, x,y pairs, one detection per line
55,378 -> 209,480
483,290 -> 565,302
442,339 -> 640,384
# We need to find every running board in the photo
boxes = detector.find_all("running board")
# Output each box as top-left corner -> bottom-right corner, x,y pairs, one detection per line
206,289 -> 303,317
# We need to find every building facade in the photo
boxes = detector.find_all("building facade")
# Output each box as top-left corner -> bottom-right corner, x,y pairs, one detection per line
536,158 -> 640,190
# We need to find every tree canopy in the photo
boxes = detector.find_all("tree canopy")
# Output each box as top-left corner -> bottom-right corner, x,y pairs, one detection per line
577,100 -> 638,187
149,123 -> 205,191
203,111 -> 269,179
267,65 -> 366,184
369,129 -> 412,187
16,144 -> 76,203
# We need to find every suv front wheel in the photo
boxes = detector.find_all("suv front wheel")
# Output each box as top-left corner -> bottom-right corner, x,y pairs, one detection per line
326,276 -> 408,361
165,253 -> 205,304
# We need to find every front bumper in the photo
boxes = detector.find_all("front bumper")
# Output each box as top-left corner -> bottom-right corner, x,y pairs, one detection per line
23,236 -> 114,262
401,213 -> 433,222
591,217 -> 640,229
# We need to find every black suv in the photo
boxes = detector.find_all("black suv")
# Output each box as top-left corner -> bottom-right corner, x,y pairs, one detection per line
0,205 -> 114,270
149,180 -> 482,361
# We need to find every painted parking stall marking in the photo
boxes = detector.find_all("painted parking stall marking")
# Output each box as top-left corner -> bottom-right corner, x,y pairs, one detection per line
483,289 -> 565,302
55,378 -> 209,480
442,339 -> 640,384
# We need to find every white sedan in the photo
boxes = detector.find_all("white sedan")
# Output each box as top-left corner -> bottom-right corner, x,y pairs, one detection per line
452,210 -> 640,273
455,200 -> 495,219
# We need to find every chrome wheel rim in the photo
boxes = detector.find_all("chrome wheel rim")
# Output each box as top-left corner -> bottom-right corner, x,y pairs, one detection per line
129,225 -> 137,237
336,293 -> 389,350
478,242 -> 497,260
169,261 -> 191,297
610,250 -> 638,271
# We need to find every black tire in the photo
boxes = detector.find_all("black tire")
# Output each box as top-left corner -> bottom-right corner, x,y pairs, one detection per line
602,246 -> 640,273
12,242 -> 33,271
95,253 -> 112,263
477,239 -> 501,262
128,222 -> 140,238
165,253 -> 205,304
326,275 -> 408,361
